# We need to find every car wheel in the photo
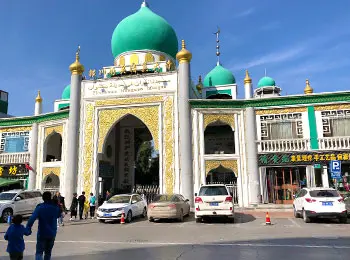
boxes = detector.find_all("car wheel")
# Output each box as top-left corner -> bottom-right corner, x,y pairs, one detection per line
126,211 -> 132,223
1,209 -> 13,223
303,210 -> 310,223
99,219 -> 105,223
142,207 -> 147,218
195,217 -> 202,223
178,209 -> 184,222
339,217 -> 347,224
294,207 -> 300,218
148,217 -> 154,222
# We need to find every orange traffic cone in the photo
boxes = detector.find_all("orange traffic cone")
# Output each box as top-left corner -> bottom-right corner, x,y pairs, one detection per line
120,211 -> 125,224
265,212 -> 271,225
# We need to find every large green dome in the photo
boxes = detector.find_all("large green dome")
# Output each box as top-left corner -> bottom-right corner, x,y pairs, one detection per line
111,4 -> 178,58
62,84 -> 70,99
257,76 -> 276,88
203,65 -> 236,87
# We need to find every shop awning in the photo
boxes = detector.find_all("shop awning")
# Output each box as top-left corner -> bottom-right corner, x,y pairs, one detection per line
0,178 -> 21,188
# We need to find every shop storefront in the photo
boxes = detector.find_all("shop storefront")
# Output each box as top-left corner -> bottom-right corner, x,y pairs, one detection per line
258,151 -> 350,204
0,164 -> 29,190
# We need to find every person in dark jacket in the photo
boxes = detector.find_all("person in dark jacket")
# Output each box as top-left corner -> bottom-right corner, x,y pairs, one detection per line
53,192 -> 65,227
70,193 -> 78,220
77,191 -> 86,220
26,191 -> 60,260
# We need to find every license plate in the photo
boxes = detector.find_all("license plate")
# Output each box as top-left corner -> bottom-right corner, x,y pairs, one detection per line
104,213 -> 112,217
322,202 -> 333,206
210,202 -> 219,206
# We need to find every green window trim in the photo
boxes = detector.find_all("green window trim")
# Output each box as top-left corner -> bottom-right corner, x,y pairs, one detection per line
307,106 -> 319,149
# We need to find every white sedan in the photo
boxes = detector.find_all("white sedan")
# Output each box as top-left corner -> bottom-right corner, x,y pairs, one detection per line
96,194 -> 147,223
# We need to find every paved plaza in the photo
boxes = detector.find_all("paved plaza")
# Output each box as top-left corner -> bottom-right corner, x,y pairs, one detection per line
0,212 -> 349,259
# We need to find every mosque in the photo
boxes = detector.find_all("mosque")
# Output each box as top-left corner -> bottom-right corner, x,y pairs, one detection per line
1,1 -> 350,208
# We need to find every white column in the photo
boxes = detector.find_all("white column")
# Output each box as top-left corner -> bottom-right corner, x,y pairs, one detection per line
259,167 -> 268,203
192,111 -> 200,192
322,166 -> 329,188
245,107 -> 261,204
27,123 -> 38,190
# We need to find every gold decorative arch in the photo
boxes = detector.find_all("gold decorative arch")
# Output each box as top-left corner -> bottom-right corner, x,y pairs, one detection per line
130,54 -> 139,65
145,53 -> 155,63
98,106 -> 159,153
119,56 -> 125,66
0,126 -> 32,133
205,160 -> 238,177
42,167 -> 60,177
159,55 -> 166,61
44,125 -> 63,138
203,114 -> 235,130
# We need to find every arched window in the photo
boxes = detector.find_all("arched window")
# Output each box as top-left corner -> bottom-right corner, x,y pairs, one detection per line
204,123 -> 235,154
44,132 -> 62,162
43,173 -> 60,192
206,165 -> 237,184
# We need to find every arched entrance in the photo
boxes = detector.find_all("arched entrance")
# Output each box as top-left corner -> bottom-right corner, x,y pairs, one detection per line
43,132 -> 62,162
42,173 -> 60,193
99,114 -> 159,198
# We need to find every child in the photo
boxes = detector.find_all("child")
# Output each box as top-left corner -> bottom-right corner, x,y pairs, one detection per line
83,199 -> 90,220
4,215 -> 31,260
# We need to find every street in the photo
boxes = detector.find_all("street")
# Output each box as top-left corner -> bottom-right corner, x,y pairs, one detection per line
0,212 -> 349,259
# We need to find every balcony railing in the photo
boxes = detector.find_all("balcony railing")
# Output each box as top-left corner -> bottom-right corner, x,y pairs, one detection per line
0,152 -> 30,164
257,139 -> 310,153
318,136 -> 350,150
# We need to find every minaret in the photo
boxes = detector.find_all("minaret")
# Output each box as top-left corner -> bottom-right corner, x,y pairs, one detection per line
176,40 -> 194,206
244,70 -> 253,99
27,91 -> 43,190
244,70 -> 261,205
65,46 -> 84,206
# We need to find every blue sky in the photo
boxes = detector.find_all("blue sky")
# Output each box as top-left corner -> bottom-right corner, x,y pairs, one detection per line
1,0 -> 350,116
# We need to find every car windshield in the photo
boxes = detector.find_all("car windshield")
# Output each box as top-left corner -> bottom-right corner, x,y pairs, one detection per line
0,193 -> 16,201
198,186 -> 228,196
153,195 -> 177,202
107,195 -> 131,204
310,190 -> 339,197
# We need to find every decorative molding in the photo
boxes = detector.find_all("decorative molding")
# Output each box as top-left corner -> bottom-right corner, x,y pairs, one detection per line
314,104 -> 350,111
203,114 -> 235,130
256,107 -> 306,115
98,106 -> 159,153
164,96 -> 175,194
82,103 -> 94,194
95,96 -> 164,107
0,126 -> 32,132
42,167 -> 60,177
205,160 -> 238,176
44,125 -> 63,138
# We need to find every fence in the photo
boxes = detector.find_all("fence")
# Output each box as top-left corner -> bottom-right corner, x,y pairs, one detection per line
206,181 -> 239,204
132,185 -> 160,204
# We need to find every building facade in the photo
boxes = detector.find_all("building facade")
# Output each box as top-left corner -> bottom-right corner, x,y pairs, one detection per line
0,2 -> 349,207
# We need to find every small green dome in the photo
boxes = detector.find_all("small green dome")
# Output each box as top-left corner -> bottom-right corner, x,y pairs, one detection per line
62,84 -> 70,99
257,76 -> 276,88
111,5 -> 178,58
203,65 -> 236,87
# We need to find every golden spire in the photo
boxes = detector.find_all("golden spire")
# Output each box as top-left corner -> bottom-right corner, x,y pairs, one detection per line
176,40 -> 192,64
35,90 -> 42,103
196,75 -> 203,94
244,70 -> 252,84
304,79 -> 313,94
69,45 -> 85,75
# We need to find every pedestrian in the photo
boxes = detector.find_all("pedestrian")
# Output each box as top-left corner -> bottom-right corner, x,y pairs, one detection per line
78,191 -> 86,220
26,191 -> 60,260
83,198 -> 90,219
70,193 -> 78,221
4,215 -> 31,260
105,190 -> 111,201
53,192 -> 65,227
89,193 -> 96,219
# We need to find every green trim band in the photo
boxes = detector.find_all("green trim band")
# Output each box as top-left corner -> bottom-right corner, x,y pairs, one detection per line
0,110 -> 69,126
307,106 -> 319,149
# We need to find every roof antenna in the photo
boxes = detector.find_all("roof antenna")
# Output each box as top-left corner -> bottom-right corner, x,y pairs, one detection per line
141,0 -> 149,7
214,26 -> 221,66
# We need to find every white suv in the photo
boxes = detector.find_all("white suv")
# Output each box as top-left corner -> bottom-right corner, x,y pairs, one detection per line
194,184 -> 234,223
0,190 -> 43,222
293,187 -> 347,223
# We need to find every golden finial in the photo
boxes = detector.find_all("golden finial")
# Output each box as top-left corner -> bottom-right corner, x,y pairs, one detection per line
304,79 -> 313,94
69,45 -> 85,75
196,75 -> 203,94
244,70 -> 252,84
176,40 -> 192,64
35,90 -> 42,103
110,67 -> 116,76
121,65 -> 126,74
88,69 -> 96,78
131,63 -> 137,73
